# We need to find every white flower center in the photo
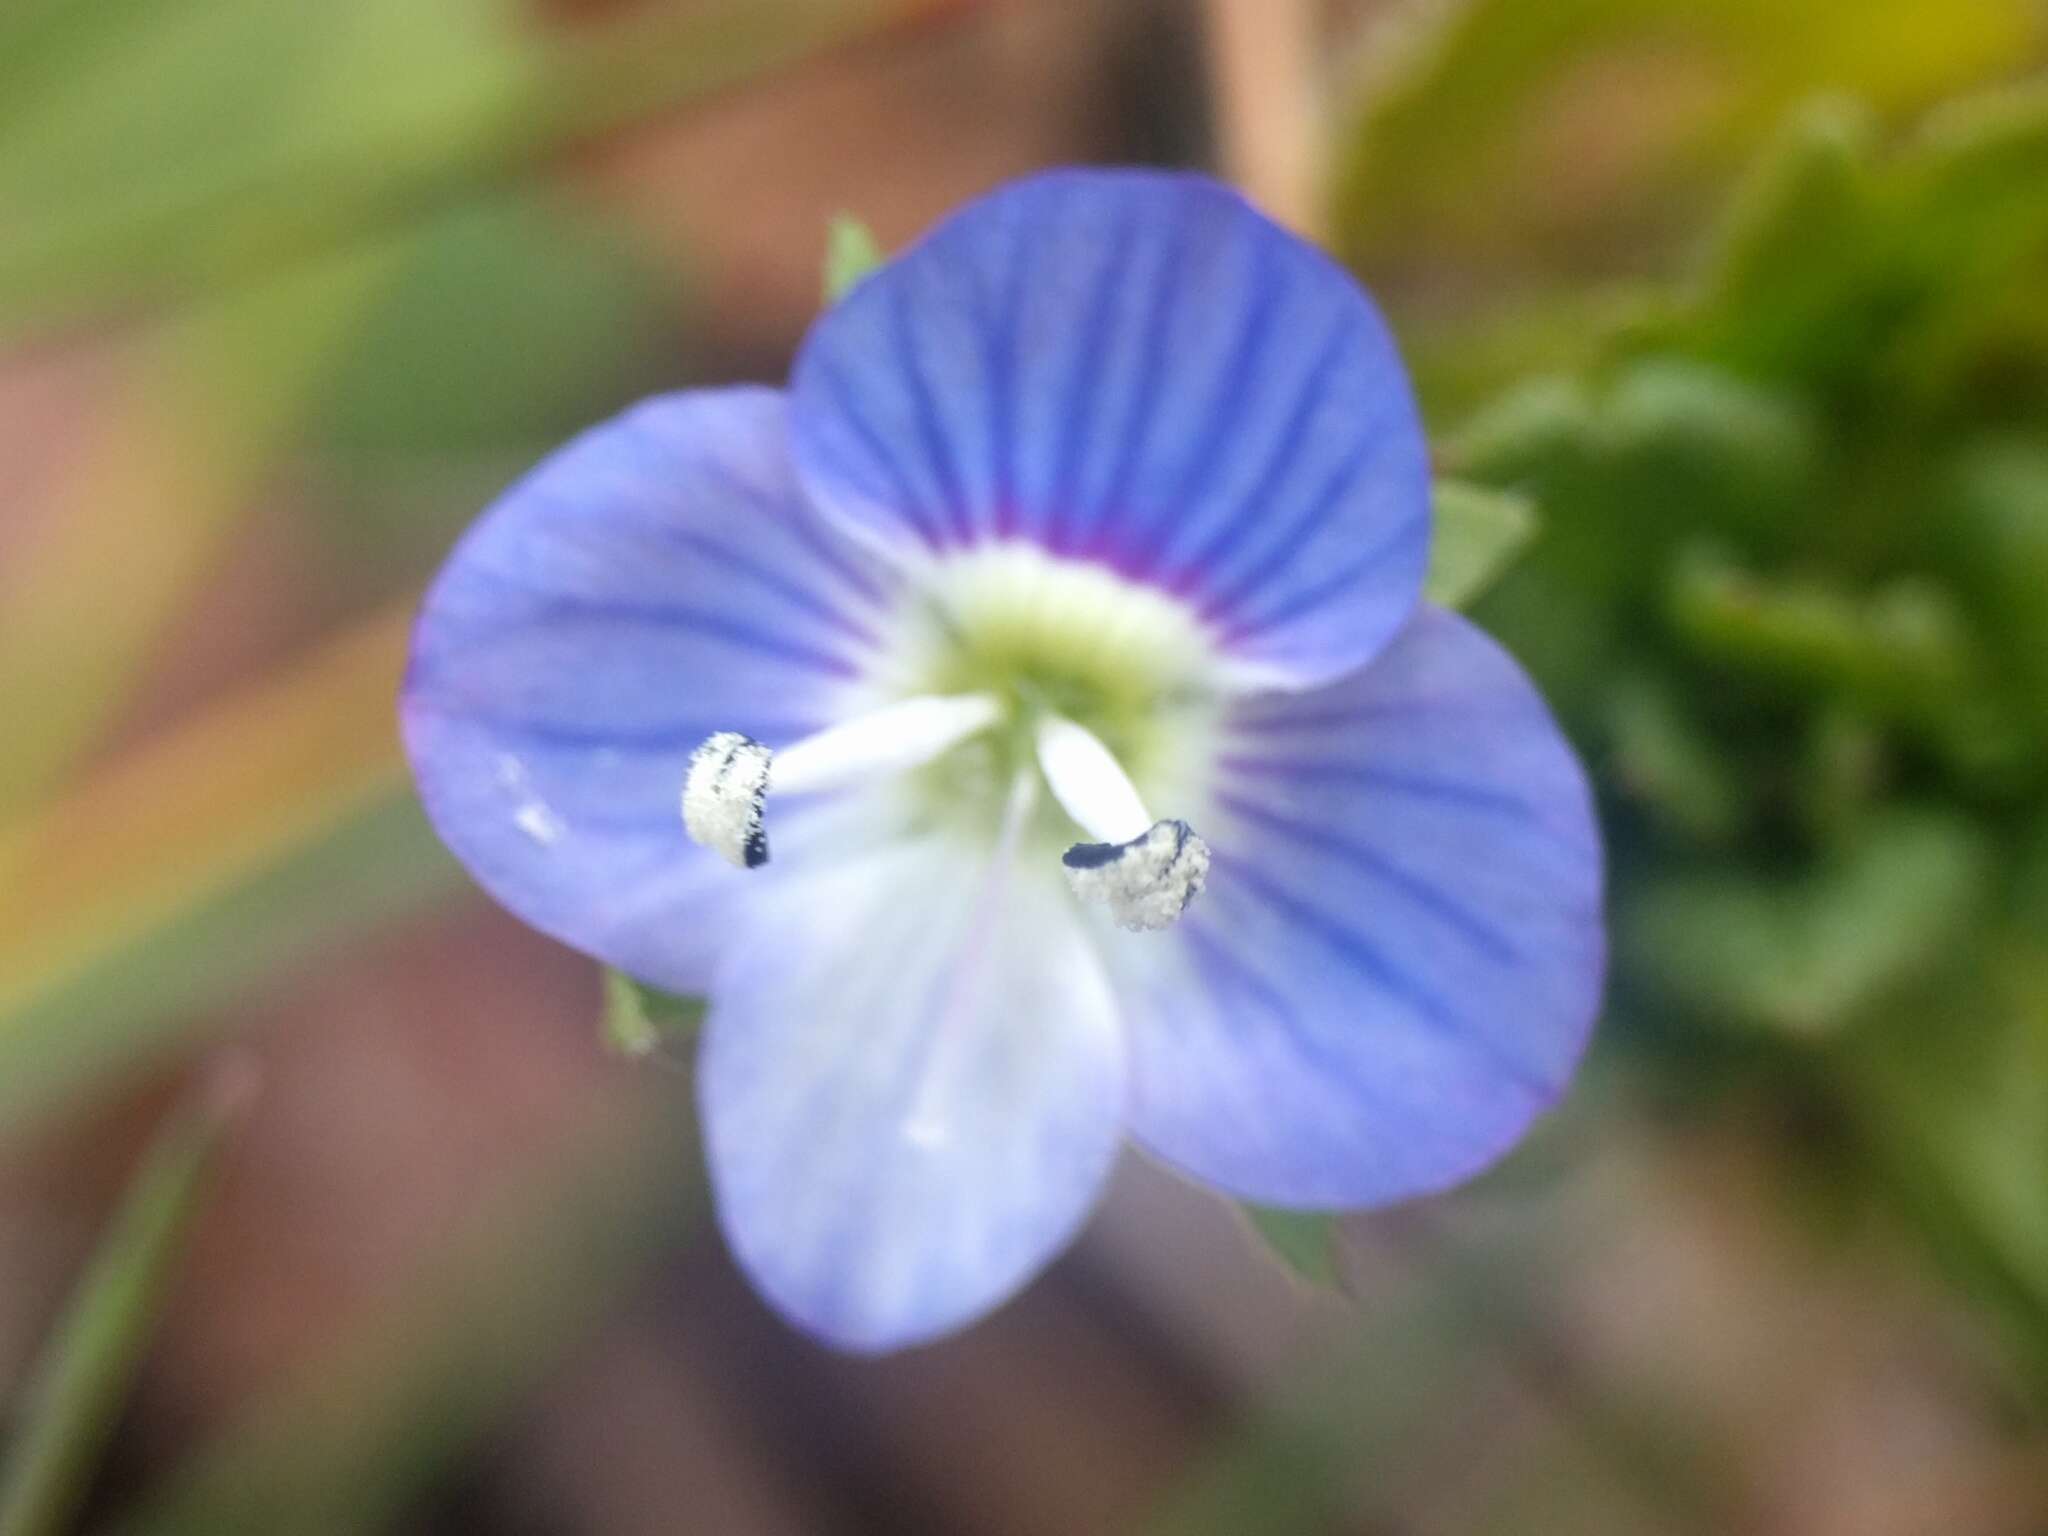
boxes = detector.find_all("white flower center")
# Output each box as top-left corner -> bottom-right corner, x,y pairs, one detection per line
680,543 -> 1224,929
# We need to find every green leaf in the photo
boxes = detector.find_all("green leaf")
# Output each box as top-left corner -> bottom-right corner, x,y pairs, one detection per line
0,1071 -> 249,1536
1425,479 -> 1538,609
823,213 -> 885,302
601,969 -> 705,1060
1240,1205 -> 1339,1288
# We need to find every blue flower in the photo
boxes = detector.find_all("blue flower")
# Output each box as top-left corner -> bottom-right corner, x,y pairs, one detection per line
401,170 -> 1605,1352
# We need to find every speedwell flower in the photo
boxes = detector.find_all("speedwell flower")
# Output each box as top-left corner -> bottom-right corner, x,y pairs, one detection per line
401,170 -> 1604,1352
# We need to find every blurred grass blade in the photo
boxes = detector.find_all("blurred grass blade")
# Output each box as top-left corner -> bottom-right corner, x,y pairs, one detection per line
0,250 -> 397,820
0,1067 -> 252,1536
0,605 -> 455,1136
1426,478 -> 1537,609
111,1099 -> 694,1536
0,0 -> 952,340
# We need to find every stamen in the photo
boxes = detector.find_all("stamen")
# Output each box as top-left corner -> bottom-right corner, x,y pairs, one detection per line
682,733 -> 772,868
1062,819 -> 1211,932
772,693 -> 1002,796
682,693 -> 1001,869
1035,715 -> 1209,931
1034,716 -> 1152,844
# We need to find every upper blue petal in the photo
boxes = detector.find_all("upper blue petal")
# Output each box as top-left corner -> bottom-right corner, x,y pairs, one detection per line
400,386 -> 900,993
1099,607 -> 1605,1207
787,169 -> 1431,688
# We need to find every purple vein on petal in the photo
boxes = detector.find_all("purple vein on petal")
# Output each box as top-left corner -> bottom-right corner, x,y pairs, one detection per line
1158,319 -> 1352,593
411,710 -> 824,754
1121,233 -> 1284,576
1180,923 -> 1474,1125
642,526 -> 884,650
814,354 -> 946,548
888,270 -> 974,544
1210,853 -> 1556,1099
449,581 -> 866,678
693,461 -> 895,615
1215,754 -> 1539,822
1079,221 -> 1190,559
1213,791 -> 1521,965
1226,696 -> 1534,737
982,199 -> 1030,537
1214,510 -> 1425,637
1046,203 -> 1141,555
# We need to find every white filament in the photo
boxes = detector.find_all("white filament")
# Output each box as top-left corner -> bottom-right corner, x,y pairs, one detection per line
1033,715 -> 1153,844
772,693 -> 1002,796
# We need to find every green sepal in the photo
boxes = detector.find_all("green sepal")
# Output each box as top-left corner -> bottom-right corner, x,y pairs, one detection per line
600,968 -> 705,1060
823,214 -> 885,303
1239,1204 -> 1340,1288
1425,478 -> 1538,610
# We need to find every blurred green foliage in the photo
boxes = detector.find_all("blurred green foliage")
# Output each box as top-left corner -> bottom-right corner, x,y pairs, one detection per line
1364,64 -> 2048,1375
1335,0 -> 2041,285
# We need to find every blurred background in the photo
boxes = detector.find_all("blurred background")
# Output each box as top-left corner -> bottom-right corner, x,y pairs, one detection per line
2,0 -> 2046,1531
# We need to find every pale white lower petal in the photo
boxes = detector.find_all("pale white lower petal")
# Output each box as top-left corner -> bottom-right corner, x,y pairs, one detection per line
698,836 -> 1125,1353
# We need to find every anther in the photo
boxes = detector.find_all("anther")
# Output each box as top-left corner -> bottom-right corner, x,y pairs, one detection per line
1035,715 -> 1208,930
1062,819 -> 1211,932
682,732 -> 771,868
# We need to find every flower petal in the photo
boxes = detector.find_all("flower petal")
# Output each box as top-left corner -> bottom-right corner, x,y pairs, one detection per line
788,169 -> 1430,688
400,387 -> 900,992
700,840 -> 1125,1352
1103,607 -> 1604,1207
